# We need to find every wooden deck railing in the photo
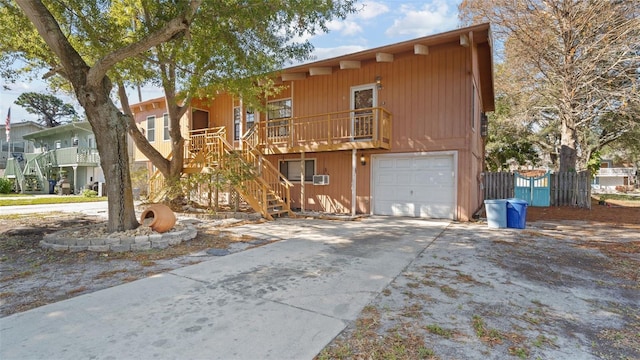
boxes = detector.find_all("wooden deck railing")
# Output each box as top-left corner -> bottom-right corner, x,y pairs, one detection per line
184,127 -> 226,170
149,125 -> 292,219
257,107 -> 392,152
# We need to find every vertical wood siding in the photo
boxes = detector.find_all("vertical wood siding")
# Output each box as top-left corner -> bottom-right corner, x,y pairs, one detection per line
133,37 -> 488,220
260,43 -> 481,218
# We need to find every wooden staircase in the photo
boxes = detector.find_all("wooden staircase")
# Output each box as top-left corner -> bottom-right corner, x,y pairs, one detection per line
149,127 -> 294,220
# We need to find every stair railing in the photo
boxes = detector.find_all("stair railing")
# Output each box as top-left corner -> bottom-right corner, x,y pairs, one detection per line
241,125 -> 292,214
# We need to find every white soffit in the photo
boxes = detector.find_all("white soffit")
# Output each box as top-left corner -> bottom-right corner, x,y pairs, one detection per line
375,52 -> 394,62
460,34 -> 470,47
414,44 -> 429,55
339,60 -> 361,69
309,67 -> 333,76
281,72 -> 307,81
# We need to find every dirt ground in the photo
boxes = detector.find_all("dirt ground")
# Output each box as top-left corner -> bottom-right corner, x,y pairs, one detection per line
1,201 -> 639,359
318,203 -> 640,360
526,198 -> 640,225
0,214 -> 268,317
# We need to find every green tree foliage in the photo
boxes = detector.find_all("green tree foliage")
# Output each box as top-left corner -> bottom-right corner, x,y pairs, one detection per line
116,1 -> 356,191
0,178 -> 13,194
14,92 -> 76,127
0,0 -> 354,231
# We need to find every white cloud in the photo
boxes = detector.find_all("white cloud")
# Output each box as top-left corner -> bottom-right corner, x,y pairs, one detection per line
385,1 -> 458,37
327,19 -> 362,36
323,0 -> 389,37
356,1 -> 390,20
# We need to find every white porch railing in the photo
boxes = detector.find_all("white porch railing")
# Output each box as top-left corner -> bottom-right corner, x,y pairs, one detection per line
597,168 -> 635,177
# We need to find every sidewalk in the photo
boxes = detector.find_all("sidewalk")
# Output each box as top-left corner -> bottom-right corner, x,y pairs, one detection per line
0,217 -> 449,360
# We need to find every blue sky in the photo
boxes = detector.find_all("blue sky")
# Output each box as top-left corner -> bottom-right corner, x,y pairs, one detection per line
1,0 -> 460,124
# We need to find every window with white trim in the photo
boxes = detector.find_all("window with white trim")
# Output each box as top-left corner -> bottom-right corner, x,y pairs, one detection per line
233,106 -> 242,140
279,159 -> 315,182
146,115 -> 156,142
163,113 -> 170,141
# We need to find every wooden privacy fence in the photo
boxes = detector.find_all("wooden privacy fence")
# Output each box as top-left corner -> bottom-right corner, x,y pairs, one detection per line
482,171 -> 592,208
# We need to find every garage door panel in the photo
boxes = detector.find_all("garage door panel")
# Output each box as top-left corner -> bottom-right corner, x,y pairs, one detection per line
373,154 -> 455,220
418,204 -> 451,218
395,158 -> 414,169
377,158 -> 397,169
395,171 -> 412,185
377,173 -> 396,185
375,201 -> 415,217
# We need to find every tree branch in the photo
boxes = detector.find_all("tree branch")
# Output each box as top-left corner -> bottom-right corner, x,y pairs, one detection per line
88,0 -> 202,87
15,0 -> 89,84
118,83 -> 171,176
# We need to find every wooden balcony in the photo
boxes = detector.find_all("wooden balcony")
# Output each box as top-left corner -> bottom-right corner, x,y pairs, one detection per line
254,107 -> 392,154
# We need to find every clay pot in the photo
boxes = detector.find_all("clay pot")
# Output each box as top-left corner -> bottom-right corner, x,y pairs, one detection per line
140,204 -> 176,233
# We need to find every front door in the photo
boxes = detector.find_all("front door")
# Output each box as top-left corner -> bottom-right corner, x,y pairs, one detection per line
351,84 -> 376,140
192,109 -> 209,131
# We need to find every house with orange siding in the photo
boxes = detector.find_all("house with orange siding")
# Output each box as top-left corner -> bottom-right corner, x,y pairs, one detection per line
130,23 -> 495,221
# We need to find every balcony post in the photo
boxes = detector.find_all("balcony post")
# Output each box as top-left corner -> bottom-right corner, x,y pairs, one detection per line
289,119 -> 294,148
327,113 -> 332,146
373,108 -> 379,141
300,151 -> 305,212
351,148 -> 356,217
73,165 -> 78,194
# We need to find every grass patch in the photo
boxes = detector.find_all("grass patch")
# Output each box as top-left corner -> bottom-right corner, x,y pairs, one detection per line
0,196 -> 107,206
316,307 -> 439,360
533,334 -> 556,348
0,193 -> 31,198
456,272 -> 475,283
0,270 -> 35,282
401,303 -> 424,318
439,285 -> 459,298
595,194 -> 640,202
508,346 -> 529,359
424,324 -> 454,338
66,286 -> 89,296
472,315 -> 503,346
0,291 -> 16,299
95,269 -> 129,279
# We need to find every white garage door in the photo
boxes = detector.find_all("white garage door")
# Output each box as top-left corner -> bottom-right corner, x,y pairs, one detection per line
373,153 -> 456,219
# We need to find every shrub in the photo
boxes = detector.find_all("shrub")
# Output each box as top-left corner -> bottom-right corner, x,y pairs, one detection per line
82,189 -> 98,198
0,178 -> 13,194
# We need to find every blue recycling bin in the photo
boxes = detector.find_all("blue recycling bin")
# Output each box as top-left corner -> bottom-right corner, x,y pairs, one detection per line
506,198 -> 528,229
484,199 -> 507,228
48,180 -> 56,194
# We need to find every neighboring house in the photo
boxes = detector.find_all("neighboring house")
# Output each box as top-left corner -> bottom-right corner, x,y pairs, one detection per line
4,122 -> 103,194
592,159 -> 637,192
0,121 -> 45,172
131,23 -> 495,221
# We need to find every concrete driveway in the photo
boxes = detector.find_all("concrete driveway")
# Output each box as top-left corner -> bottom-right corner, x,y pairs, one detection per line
0,217 -> 449,360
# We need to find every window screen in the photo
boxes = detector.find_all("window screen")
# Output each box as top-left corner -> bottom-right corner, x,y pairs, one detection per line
279,159 -> 315,182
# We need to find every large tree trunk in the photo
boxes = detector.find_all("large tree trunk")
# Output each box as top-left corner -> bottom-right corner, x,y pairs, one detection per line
79,84 -> 139,232
15,0 -> 199,232
559,117 -> 578,172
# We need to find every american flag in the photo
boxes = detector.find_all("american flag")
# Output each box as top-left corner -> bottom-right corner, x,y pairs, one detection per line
5,107 -> 9,142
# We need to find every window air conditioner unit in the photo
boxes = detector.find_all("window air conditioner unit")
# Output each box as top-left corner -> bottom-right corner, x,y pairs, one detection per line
312,175 -> 329,185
